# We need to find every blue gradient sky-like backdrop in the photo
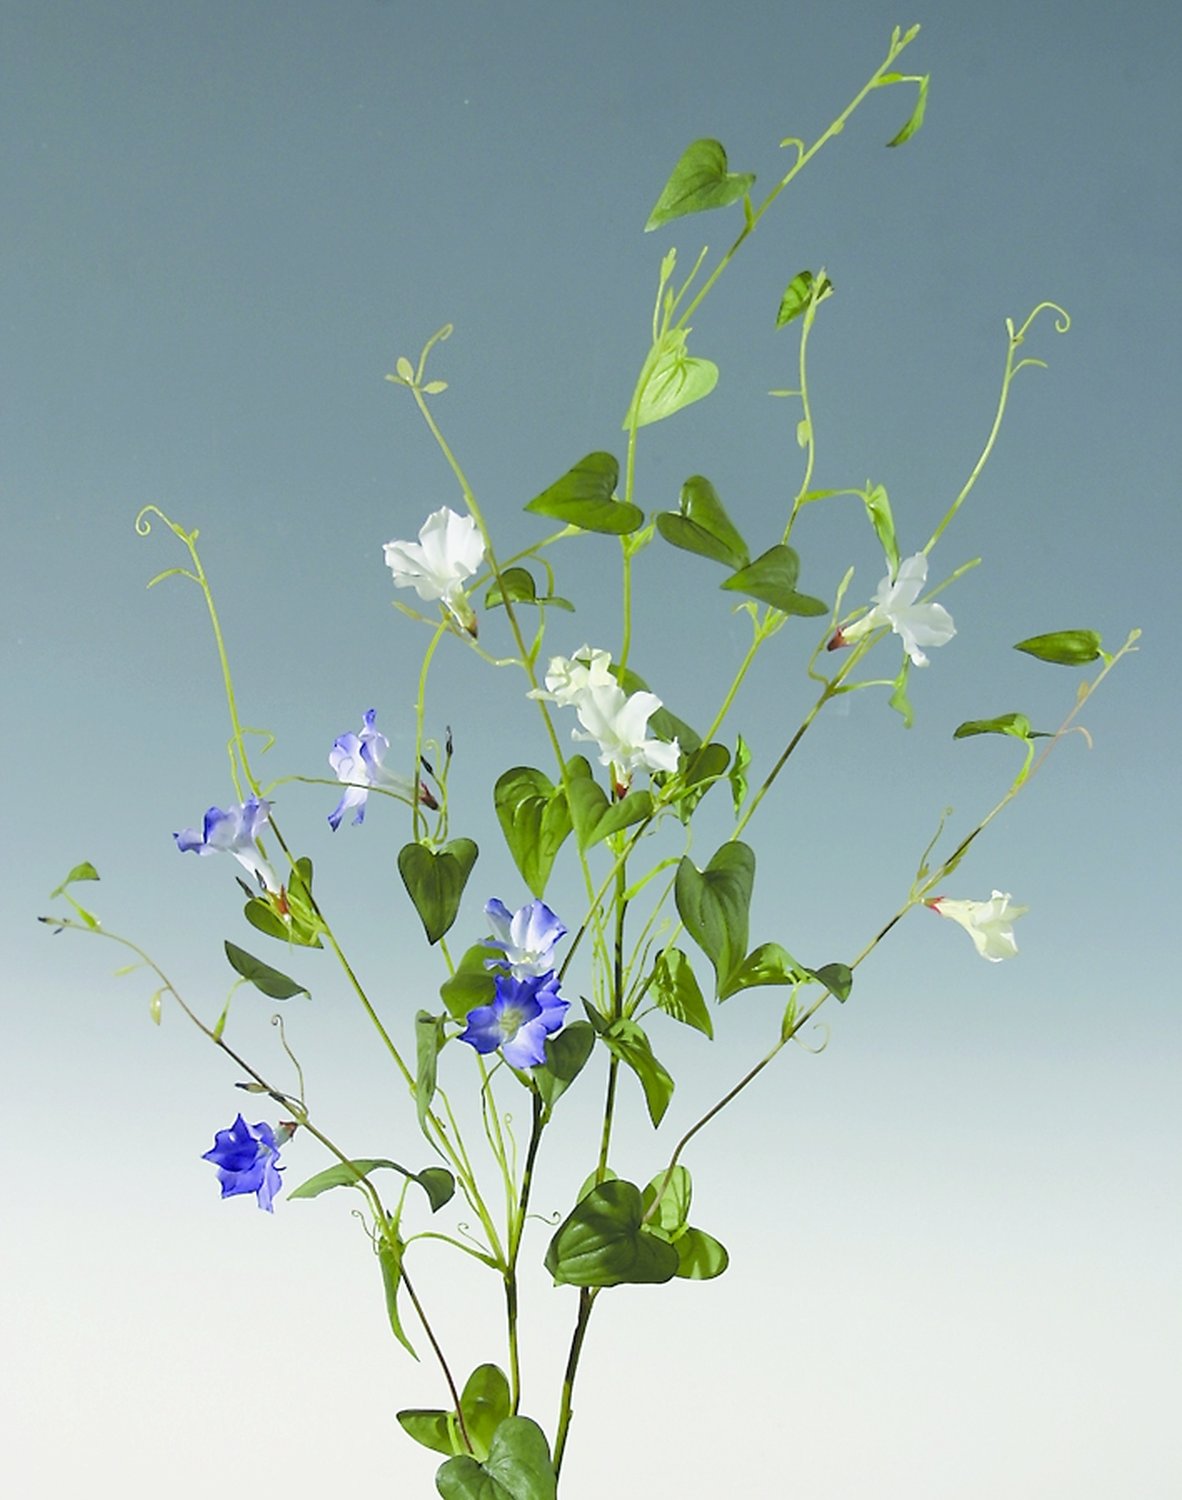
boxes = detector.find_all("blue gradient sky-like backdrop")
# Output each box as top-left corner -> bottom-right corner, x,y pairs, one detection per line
2,3 -> 1178,1496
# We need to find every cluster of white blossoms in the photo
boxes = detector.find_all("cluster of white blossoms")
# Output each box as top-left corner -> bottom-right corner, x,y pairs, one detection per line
532,645 -> 680,794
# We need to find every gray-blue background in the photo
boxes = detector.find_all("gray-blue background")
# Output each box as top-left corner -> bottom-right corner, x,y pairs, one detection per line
3,2 -> 1177,1495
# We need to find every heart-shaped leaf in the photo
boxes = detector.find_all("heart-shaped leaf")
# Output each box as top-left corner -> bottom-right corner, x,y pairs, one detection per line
562,758 -> 652,850
675,842 -> 755,996
1013,629 -> 1103,666
721,544 -> 828,616
674,1226 -> 730,1280
435,1416 -> 557,1500
719,941 -> 807,1001
641,1165 -> 693,1236
651,948 -> 713,1039
440,943 -> 500,1022
632,330 -> 718,428
656,475 -> 750,569
545,1179 -> 680,1288
524,452 -> 643,535
223,940 -> 308,1000
775,269 -> 833,329
601,1018 -> 674,1126
807,962 -> 853,1003
533,1021 -> 596,1112
494,768 -> 572,897
645,138 -> 755,231
398,838 -> 478,944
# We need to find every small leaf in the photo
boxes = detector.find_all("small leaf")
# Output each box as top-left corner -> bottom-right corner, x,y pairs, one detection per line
223,941 -> 308,1000
545,1179 -> 680,1287
645,138 -> 756,231
524,452 -> 643,535
397,1409 -> 460,1458
485,567 -> 537,608
440,943 -> 500,1022
533,1021 -> 597,1111
863,484 -> 899,577
49,862 -> 99,899
459,1365 -> 512,1460
729,734 -> 751,817
493,767 -> 572,898
422,379 -> 448,395
807,962 -> 853,1003
288,1157 -> 455,1212
415,1010 -> 447,1132
886,74 -> 930,147
563,759 -> 652,850
395,356 -> 414,381
641,1165 -> 692,1235
633,330 -> 718,428
656,475 -> 750,569
775,270 -> 833,328
888,657 -> 914,727
674,1226 -> 729,1280
398,839 -> 479,944
1014,630 -> 1103,666
953,712 -> 1044,741
435,1416 -> 557,1500
651,949 -> 713,1039
675,842 -> 755,996
602,1018 -> 674,1127
721,544 -> 827,616
378,1234 -> 417,1359
719,941 -> 807,1000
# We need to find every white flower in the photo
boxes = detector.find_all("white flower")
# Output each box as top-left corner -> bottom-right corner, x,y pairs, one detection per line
926,890 -> 1028,961
839,552 -> 955,666
529,645 -> 615,706
383,507 -> 485,634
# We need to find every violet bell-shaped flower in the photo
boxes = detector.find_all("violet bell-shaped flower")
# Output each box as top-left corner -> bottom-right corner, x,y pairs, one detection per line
327,709 -> 437,830
175,795 -> 278,891
829,552 -> 955,667
202,1114 -> 284,1211
485,897 -> 567,978
383,506 -> 485,635
926,890 -> 1028,961
459,972 -> 569,1069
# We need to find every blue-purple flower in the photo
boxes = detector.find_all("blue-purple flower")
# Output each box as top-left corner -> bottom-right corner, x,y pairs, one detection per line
485,897 -> 567,979
459,972 -> 569,1069
202,1114 -> 283,1211
175,795 -> 277,891
327,709 -> 435,829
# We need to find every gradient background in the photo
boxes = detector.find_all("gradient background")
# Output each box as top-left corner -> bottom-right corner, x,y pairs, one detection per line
2,2 -> 1178,1496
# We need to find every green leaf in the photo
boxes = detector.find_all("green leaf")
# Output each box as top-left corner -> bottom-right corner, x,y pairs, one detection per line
398,839 -> 479,944
493,767 -> 572,898
415,1010 -> 447,1132
378,1234 -> 417,1359
675,842 -> 755,996
545,1179 -> 680,1288
49,862 -> 99,899
563,757 -> 652,849
288,1157 -> 455,1212
674,1226 -> 730,1280
641,1165 -> 692,1235
651,949 -> 713,1039
862,484 -> 899,576
953,712 -> 1043,741
775,269 -> 833,328
888,656 -> 914,728
223,940 -> 308,1000
645,138 -> 755,231
656,475 -> 750,569
633,330 -> 718,428
459,1365 -> 512,1461
485,567 -> 537,608
721,544 -> 827,616
440,943 -> 500,1022
602,1018 -> 675,1126
729,734 -> 751,817
524,452 -> 643,535
397,1409 -> 461,1459
885,73 -> 930,147
1014,630 -> 1103,666
719,941 -> 807,1000
807,962 -> 853,1003
436,1416 -> 557,1500
533,1021 -> 596,1111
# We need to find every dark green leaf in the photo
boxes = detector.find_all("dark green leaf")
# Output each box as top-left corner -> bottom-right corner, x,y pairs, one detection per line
1014,630 -> 1103,666
533,1021 -> 596,1111
953,712 -> 1039,741
378,1234 -> 417,1358
398,839 -> 479,944
675,842 -> 755,996
674,1226 -> 730,1280
524,452 -> 643,535
436,1416 -> 557,1500
223,940 -> 308,1000
493,768 -> 572,898
485,567 -> 537,608
440,943 -> 500,1022
415,1010 -> 447,1132
721,544 -> 827,616
563,758 -> 652,849
656,475 -> 750,569
545,1179 -> 680,1288
645,138 -> 755,230
775,270 -> 833,328
808,962 -> 853,1003
633,330 -> 718,428
602,1018 -> 675,1126
719,941 -> 806,1000
651,949 -> 713,1039
885,73 -> 930,147
288,1157 -> 455,1212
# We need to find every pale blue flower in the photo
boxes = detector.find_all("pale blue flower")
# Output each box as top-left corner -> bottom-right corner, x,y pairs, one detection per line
175,795 -> 277,891
485,897 -> 567,979
202,1114 -> 283,1211
328,709 -> 432,829
459,972 -> 569,1069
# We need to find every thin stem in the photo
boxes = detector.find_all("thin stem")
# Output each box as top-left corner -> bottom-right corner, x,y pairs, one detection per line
552,1288 -> 597,1480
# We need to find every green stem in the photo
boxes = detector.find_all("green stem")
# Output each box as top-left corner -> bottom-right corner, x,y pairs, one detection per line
552,1288 -> 597,1480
